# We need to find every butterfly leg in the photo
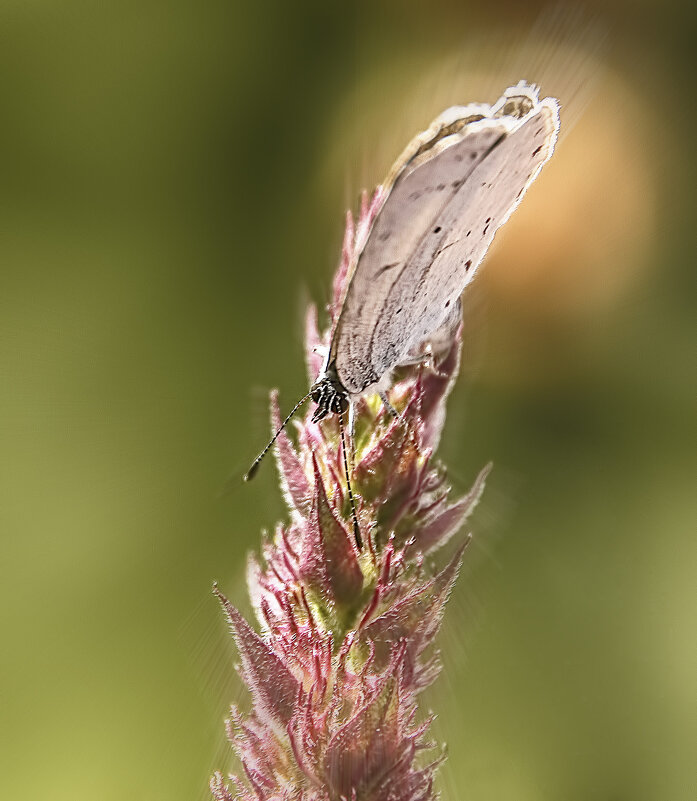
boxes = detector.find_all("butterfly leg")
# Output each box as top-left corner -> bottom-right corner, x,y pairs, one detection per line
379,391 -> 399,419
348,401 -> 357,461
422,346 -> 451,379
339,409 -> 362,549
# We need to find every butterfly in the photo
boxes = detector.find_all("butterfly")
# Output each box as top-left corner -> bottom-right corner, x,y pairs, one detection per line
246,82 -> 560,547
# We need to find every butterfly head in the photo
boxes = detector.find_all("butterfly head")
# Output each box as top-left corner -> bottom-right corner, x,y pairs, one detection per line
310,362 -> 349,423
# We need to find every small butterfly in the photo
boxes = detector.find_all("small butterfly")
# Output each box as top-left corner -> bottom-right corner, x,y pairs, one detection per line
247,82 -> 560,547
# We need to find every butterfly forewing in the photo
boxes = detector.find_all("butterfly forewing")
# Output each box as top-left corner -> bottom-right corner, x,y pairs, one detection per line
369,101 -> 558,380
331,119 -> 511,393
331,85 -> 560,395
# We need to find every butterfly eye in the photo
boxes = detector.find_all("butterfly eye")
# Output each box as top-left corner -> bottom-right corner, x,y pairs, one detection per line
311,384 -> 323,405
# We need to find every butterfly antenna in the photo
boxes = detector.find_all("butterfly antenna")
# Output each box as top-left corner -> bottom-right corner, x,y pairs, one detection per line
244,391 -> 313,481
339,410 -> 362,549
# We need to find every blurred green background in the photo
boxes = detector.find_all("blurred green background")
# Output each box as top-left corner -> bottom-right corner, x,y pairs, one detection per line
1,1 -> 695,799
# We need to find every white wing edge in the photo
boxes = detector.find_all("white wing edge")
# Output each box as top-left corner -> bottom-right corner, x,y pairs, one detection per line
490,93 -> 561,237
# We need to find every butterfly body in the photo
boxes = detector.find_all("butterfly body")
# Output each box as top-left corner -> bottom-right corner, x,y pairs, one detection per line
310,362 -> 349,424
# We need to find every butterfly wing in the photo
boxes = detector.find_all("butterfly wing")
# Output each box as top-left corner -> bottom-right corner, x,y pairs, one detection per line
331,84 -> 560,394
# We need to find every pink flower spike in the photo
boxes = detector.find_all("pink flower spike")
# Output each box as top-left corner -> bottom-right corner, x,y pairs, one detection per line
209,772 -> 235,801
212,188 -> 487,801
322,643 -> 408,796
304,303 -> 325,384
299,456 -> 364,610
270,390 -> 311,515
213,584 -> 300,733
416,463 -> 492,554
361,542 -> 469,667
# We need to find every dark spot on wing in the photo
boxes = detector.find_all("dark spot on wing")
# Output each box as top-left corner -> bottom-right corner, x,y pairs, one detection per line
464,259 -> 472,271
396,307 -> 402,314
470,151 -> 478,159
535,127 -> 543,136
532,145 -> 542,157
433,226 -> 441,233
409,191 -> 422,201
466,230 -> 471,237
376,262 -> 400,276
445,299 -> 451,308
437,183 -> 445,191
483,217 -> 491,235
451,179 -> 463,189
378,230 -> 391,242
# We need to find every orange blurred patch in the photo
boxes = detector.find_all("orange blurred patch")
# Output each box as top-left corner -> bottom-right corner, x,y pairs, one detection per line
481,71 -> 657,319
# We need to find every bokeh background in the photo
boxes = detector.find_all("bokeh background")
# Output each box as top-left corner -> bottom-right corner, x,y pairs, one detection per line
1,1 -> 695,799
